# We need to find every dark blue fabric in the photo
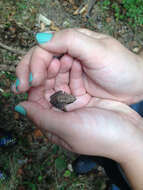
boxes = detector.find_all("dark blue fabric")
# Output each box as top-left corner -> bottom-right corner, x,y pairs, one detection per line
111,184 -> 120,190
73,156 -> 96,174
130,101 -> 143,116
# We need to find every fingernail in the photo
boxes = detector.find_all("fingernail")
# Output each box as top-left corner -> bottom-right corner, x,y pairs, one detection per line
36,33 -> 53,44
16,78 -> 20,92
29,72 -> 33,86
14,105 -> 26,116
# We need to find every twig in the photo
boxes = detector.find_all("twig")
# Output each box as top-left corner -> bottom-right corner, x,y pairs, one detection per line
0,42 -> 26,55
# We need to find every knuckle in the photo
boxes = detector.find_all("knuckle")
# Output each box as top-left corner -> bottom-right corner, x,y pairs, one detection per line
64,28 -> 76,40
63,29 -> 77,49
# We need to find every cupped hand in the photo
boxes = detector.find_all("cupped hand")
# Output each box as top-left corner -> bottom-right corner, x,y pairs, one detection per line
18,86 -> 143,163
14,28 -> 143,105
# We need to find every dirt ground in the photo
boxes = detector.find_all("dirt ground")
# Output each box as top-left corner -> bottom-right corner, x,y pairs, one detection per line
0,0 -> 143,189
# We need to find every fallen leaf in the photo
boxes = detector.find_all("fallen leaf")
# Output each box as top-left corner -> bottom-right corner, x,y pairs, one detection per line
40,22 -> 46,32
17,168 -> 23,176
106,17 -> 112,23
132,47 -> 140,53
69,0 -> 75,4
129,41 -> 141,53
14,112 -> 20,120
50,22 -> 60,31
73,4 -> 88,15
33,129 -> 43,138
38,14 -> 52,26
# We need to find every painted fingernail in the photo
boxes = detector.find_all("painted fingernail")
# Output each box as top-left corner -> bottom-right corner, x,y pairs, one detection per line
29,72 -> 33,86
36,33 -> 53,44
16,78 -> 20,92
14,105 -> 26,116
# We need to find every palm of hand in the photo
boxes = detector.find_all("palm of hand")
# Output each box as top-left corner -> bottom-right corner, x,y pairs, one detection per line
28,80 -> 141,160
26,54 -> 143,159
27,54 -> 91,110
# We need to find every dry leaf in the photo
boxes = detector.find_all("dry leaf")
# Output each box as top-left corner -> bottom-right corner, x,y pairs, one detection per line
132,47 -> 140,53
17,168 -> 23,176
50,22 -> 60,31
38,14 -> 52,26
106,17 -> 112,23
69,0 -> 75,4
14,112 -> 20,120
40,22 -> 46,32
33,129 -> 43,138
73,4 -> 88,15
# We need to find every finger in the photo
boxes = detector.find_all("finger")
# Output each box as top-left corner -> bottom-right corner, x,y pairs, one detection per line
60,54 -> 73,73
70,59 -> 86,96
30,46 -> 53,87
88,98 -> 142,118
76,28 -> 108,39
55,72 -> 70,93
47,58 -> 61,79
54,55 -> 73,93
36,29 -> 104,68
15,47 -> 35,92
66,94 -> 91,111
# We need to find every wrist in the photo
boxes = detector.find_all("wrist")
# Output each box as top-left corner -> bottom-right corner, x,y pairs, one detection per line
119,137 -> 143,190
114,122 -> 143,164
119,127 -> 143,164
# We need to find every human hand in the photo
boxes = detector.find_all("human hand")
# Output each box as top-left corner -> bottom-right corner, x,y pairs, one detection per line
15,87 -> 143,163
14,29 -> 143,105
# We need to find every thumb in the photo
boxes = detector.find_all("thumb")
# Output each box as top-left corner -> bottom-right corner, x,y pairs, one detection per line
14,101 -> 69,135
36,29 -> 103,68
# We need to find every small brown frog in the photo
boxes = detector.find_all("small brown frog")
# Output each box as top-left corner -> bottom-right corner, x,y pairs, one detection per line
50,91 -> 76,111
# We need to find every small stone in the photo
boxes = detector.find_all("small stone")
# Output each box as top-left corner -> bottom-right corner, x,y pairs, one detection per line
67,163 -> 73,172
63,20 -> 70,28
132,47 -> 140,53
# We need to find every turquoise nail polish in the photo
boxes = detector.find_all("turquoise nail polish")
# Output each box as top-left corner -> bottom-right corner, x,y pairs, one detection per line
15,105 -> 26,116
16,78 -> 20,92
29,72 -> 33,86
36,33 -> 53,44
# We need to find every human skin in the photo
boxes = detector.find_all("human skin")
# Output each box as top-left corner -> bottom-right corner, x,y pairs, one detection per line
14,29 -> 143,107
13,29 -> 143,189
18,97 -> 143,190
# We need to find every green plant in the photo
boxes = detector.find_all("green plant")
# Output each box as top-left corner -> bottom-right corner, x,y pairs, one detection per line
102,0 -> 143,27
122,0 -> 143,26
102,0 -> 111,10
112,2 -> 121,20
55,157 -> 66,172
